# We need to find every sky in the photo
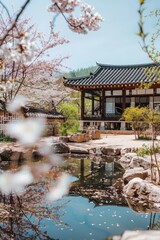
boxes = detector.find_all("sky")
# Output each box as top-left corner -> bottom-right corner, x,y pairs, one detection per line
3,0 -> 160,71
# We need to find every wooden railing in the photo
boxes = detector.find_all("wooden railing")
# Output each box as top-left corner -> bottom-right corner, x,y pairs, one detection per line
0,113 -> 23,135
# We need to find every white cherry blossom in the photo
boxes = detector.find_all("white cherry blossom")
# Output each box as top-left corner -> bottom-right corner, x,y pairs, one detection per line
39,139 -> 62,165
1,34 -> 37,63
0,166 -> 34,195
5,117 -> 46,147
7,95 -> 27,113
46,173 -> 71,201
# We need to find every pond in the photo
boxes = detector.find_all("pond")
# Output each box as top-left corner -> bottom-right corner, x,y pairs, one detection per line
0,156 -> 160,240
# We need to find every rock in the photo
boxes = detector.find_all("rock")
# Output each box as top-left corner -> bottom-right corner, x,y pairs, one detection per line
101,147 -> 121,156
0,147 -> 12,161
123,168 -> 149,184
120,231 -> 160,240
121,148 -> 131,155
129,156 -> 151,170
69,133 -> 90,142
21,149 -> 33,160
118,152 -> 137,169
59,136 -> 69,143
70,147 -> 88,154
10,151 -> 22,161
95,148 -> 102,155
89,148 -> 96,155
124,152 -> 137,159
32,150 -> 43,160
51,142 -> 70,154
124,177 -> 160,212
117,158 -> 131,169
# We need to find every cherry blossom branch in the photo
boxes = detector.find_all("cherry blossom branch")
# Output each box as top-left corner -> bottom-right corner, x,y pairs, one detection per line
54,2 -> 84,30
16,81 -> 50,91
0,0 -> 31,46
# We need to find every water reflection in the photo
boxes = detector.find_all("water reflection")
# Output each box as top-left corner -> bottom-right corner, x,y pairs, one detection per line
0,181 -> 65,239
0,156 -> 160,239
66,156 -> 126,206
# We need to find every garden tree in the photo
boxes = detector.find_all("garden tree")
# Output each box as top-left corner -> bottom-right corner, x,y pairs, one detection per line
59,102 -> 79,135
121,106 -> 149,139
122,106 -> 160,140
0,16 -> 69,110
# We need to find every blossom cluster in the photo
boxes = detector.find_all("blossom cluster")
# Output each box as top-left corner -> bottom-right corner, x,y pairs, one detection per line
48,0 -> 81,13
48,0 -> 103,34
0,80 -> 14,93
0,33 -> 37,63
68,4 -> 103,34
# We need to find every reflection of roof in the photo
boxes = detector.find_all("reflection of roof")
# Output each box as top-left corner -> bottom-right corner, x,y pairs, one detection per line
70,183 -> 127,207
64,63 -> 160,88
23,106 -> 64,119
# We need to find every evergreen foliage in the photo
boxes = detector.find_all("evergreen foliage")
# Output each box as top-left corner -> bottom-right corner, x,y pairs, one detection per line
65,66 -> 97,78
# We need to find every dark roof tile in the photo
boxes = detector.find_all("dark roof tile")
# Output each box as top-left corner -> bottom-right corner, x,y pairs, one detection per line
64,63 -> 160,87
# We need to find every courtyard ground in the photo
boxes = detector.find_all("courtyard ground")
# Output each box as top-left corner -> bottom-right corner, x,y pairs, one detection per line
67,134 -> 160,150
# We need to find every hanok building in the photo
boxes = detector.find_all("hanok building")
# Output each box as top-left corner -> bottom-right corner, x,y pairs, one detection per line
64,63 -> 160,130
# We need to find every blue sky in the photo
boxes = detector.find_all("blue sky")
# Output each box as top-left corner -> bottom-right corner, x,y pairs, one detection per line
4,0 -> 160,71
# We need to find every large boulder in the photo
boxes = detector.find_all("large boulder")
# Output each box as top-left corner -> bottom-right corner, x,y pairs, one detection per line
118,152 -> 137,169
50,142 -> 70,154
120,231 -> 160,240
0,147 -> 12,161
129,156 -> 151,170
70,146 -> 88,154
123,168 -> 150,184
120,148 -> 132,155
124,177 -> 160,212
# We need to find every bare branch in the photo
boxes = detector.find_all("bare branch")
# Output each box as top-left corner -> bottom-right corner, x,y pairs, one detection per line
0,1 -> 11,21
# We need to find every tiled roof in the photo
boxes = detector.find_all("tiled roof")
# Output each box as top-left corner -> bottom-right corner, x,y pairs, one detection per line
24,106 -> 64,119
64,63 -> 160,87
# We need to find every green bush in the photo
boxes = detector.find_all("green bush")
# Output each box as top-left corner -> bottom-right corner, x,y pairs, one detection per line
0,132 -> 15,142
137,143 -> 159,157
59,103 -> 79,134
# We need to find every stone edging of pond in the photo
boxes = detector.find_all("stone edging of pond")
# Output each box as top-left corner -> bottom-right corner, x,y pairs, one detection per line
0,140 -> 138,162
114,152 -> 160,239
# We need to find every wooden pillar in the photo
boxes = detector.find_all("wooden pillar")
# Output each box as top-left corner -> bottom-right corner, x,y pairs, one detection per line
100,95 -> 102,114
121,89 -> 126,130
122,89 -> 126,112
101,89 -> 105,120
81,90 -> 85,120
92,95 -> 94,115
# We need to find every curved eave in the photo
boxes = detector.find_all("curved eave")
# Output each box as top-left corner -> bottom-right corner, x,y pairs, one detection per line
96,62 -> 158,68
